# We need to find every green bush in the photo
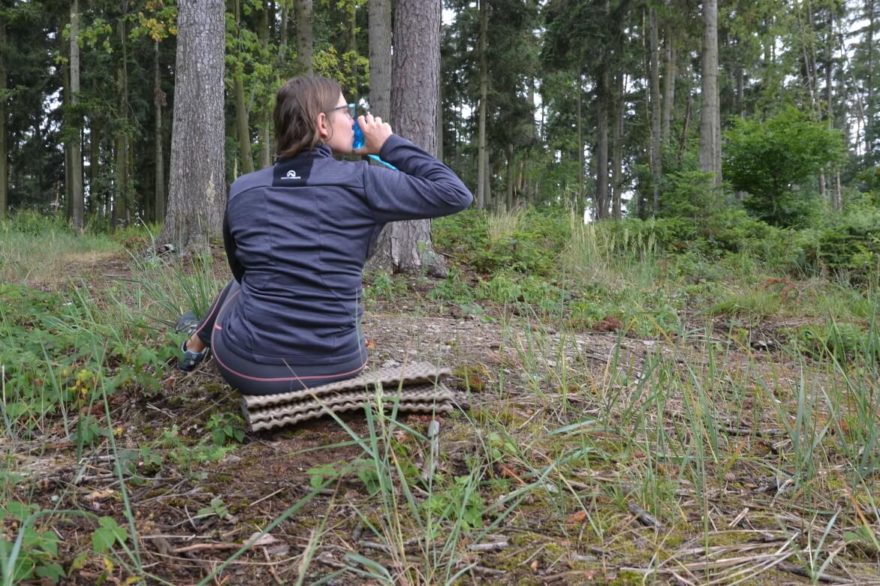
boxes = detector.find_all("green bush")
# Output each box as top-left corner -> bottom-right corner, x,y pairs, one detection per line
2,210 -> 72,236
790,321 -> 879,364
724,106 -> 845,227
799,205 -> 880,283
433,208 -> 570,277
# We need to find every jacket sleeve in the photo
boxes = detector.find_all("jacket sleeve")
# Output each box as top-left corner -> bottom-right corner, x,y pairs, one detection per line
362,135 -> 473,223
223,210 -> 245,283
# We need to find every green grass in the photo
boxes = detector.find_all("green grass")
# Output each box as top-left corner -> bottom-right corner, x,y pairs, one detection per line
2,209 -> 880,583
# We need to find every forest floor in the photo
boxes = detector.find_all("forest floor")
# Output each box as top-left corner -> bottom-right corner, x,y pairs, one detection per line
5,243 -> 880,586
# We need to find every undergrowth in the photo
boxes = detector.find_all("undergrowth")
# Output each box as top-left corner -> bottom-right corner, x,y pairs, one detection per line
1,210 -> 879,584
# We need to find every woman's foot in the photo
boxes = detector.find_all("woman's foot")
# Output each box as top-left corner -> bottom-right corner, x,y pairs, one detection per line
175,311 -> 209,372
178,335 -> 209,372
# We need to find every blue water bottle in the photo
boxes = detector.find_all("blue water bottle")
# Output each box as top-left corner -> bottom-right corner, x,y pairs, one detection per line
353,120 -> 365,150
353,111 -> 398,170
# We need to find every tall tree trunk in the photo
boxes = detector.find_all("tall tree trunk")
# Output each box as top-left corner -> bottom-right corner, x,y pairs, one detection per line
159,0 -> 226,252
368,0 -> 392,121
369,0 -> 445,276
596,67 -> 610,219
476,0 -> 489,209
90,119 -> 101,217
648,5 -> 662,216
0,18 -> 8,220
113,7 -> 130,227
612,71 -> 624,219
62,17 -> 71,218
505,145 -> 514,211
866,0 -> 875,154
233,0 -> 253,175
699,0 -> 721,184
70,0 -> 84,230
436,80 -> 443,161
279,1 -> 289,49
825,8 -> 841,210
661,23 -> 676,145
257,2 -> 272,168
154,40 -> 166,223
577,76 -> 584,207
295,0 -> 314,75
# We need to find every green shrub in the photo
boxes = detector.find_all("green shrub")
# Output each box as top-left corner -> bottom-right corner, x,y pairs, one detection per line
790,321 -> 879,364
434,208 -> 570,277
724,106 -> 845,227
797,205 -> 880,283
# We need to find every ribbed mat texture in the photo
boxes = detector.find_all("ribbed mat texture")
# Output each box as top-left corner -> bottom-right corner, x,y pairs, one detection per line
241,362 -> 456,431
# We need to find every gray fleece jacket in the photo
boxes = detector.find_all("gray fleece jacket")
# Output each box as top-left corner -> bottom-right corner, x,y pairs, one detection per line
220,134 -> 473,368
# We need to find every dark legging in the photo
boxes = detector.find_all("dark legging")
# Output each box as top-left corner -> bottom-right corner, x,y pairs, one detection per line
193,280 -> 366,395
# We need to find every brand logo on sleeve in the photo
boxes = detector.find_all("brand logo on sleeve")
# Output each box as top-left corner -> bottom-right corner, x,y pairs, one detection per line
284,170 -> 301,180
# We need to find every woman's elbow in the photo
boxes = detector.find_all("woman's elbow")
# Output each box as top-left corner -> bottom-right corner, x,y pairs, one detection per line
452,186 -> 474,211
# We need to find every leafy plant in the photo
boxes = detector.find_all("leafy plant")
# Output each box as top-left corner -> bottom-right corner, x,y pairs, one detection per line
91,516 -> 129,555
0,503 -> 64,585
205,412 -> 246,446
724,106 -> 845,227
195,498 -> 229,521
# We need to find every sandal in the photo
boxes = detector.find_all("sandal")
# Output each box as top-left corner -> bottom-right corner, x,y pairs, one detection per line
178,339 -> 209,372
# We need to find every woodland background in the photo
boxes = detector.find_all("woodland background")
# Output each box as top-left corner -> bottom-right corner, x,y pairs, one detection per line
2,1 -> 880,584
1,0 -> 878,233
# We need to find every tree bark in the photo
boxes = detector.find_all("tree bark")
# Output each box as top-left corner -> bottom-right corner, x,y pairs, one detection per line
257,1 -> 272,168
699,0 -> 721,184
112,8 -> 130,227
648,5 -> 662,216
369,0 -> 446,276
233,0 -> 253,175
0,18 -> 8,219
612,71 -> 624,219
159,0 -> 226,252
866,0 -> 875,154
476,0 -> 489,210
661,22 -> 676,145
69,0 -> 84,230
295,0 -> 313,75
154,40 -> 166,223
595,67 -> 610,219
90,118 -> 102,217
505,144 -> 514,211
368,0 -> 392,121
577,75 -> 584,208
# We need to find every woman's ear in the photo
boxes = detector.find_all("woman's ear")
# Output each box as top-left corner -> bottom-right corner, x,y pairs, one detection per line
316,112 -> 330,141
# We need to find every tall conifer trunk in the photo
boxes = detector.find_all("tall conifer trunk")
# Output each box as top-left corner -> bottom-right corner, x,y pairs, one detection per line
159,0 -> 226,252
648,6 -> 662,216
661,23 -> 676,145
154,40 -> 166,223
0,18 -> 7,219
368,0 -> 446,276
612,72 -> 624,219
596,68 -> 610,219
476,0 -> 489,209
257,3 -> 272,168
233,0 -> 253,175
113,4 -> 130,227
699,0 -> 721,184
368,0 -> 392,121
70,0 -> 84,230
295,0 -> 314,74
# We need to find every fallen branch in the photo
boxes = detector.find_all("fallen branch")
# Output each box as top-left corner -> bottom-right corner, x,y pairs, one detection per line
628,502 -> 663,530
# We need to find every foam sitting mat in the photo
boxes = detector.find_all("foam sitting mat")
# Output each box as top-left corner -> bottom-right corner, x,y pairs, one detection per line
240,362 -> 458,432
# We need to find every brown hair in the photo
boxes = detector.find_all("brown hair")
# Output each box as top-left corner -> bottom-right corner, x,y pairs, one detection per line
274,76 -> 342,159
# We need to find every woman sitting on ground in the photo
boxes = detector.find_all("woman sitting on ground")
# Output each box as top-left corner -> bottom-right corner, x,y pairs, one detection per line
177,75 -> 473,396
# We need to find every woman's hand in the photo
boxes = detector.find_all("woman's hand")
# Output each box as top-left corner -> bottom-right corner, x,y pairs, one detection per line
355,113 -> 393,155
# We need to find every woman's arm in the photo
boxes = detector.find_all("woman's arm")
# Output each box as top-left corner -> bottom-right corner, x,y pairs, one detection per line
362,134 -> 473,223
